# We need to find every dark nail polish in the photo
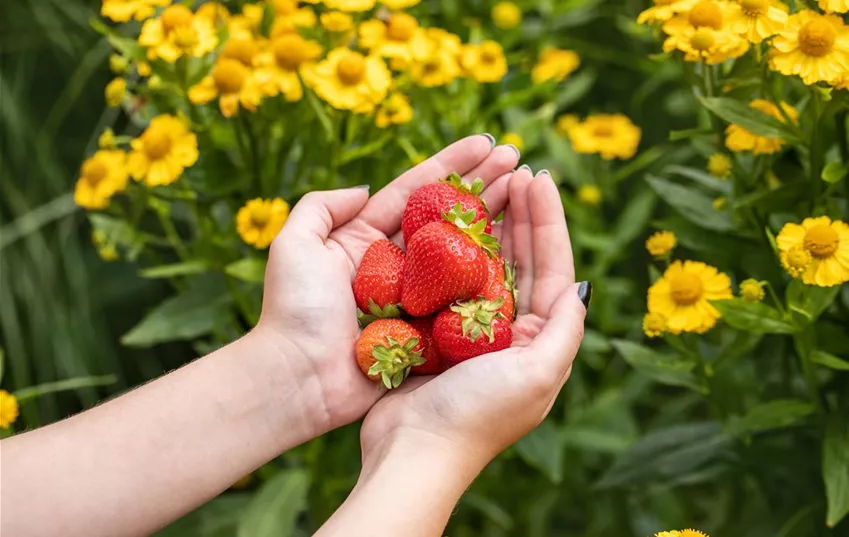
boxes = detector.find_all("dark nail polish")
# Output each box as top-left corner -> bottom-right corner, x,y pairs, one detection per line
481,133 -> 496,147
504,144 -> 521,158
577,281 -> 592,310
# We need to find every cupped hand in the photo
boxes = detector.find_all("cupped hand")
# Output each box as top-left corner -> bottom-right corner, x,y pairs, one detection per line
254,135 -> 520,436
360,166 -> 588,468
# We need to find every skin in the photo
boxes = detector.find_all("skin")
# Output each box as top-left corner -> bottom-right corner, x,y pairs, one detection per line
0,136 -> 586,537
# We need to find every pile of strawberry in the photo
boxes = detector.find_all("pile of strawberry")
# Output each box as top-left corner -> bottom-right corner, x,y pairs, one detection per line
353,173 -> 517,389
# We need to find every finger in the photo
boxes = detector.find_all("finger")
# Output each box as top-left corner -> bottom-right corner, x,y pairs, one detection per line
507,166 -> 535,315
278,186 -> 370,244
357,135 -> 494,236
529,171 -> 575,317
480,171 -> 511,219
527,283 -> 587,377
462,145 -> 520,187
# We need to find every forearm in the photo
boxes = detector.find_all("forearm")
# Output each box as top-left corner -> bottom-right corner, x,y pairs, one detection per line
1,329 -> 323,537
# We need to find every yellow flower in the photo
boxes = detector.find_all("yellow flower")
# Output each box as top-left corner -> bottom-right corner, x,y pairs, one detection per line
253,34 -> 323,101
359,14 -> 431,62
409,29 -> 463,87
707,153 -> 732,178
565,114 -> 642,160
381,0 -> 420,9
109,54 -> 129,74
229,3 -> 265,39
726,0 -> 788,43
819,0 -> 849,12
99,128 -> 117,149
555,114 -> 579,136
648,260 -> 733,334
302,48 -> 391,113
101,0 -> 170,23
74,150 -> 129,210
237,198 -> 291,249
769,11 -> 849,85
646,230 -> 677,256
323,0 -> 377,11
577,185 -> 602,206
138,4 -> 219,63
127,115 -> 199,187
678,531 -> 709,537
375,94 -> 413,128
777,216 -> 849,287
662,1 -> 750,62
105,78 -> 127,108
725,99 -> 797,155
500,132 -> 524,151
0,390 -> 19,429
655,532 -> 681,537
221,36 -> 261,67
270,0 -> 317,36
492,2 -> 522,29
321,11 -> 354,33
643,312 -> 667,337
188,59 -> 263,118
739,279 -> 765,301
712,196 -> 727,209
637,0 -> 698,24
461,41 -> 508,83
137,61 -> 152,77
531,48 -> 580,83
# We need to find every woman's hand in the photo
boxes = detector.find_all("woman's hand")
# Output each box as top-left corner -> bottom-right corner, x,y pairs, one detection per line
253,135 -> 520,438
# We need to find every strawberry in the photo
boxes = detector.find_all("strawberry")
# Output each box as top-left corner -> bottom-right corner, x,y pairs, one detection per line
433,298 -> 513,367
353,239 -> 404,325
479,255 -> 517,320
355,319 -> 425,388
401,204 -> 500,316
408,316 -> 444,375
401,172 -> 491,244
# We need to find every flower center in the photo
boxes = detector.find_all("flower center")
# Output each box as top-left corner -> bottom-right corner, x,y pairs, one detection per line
740,0 -> 767,16
336,52 -> 366,85
222,37 -> 259,67
387,14 -> 418,42
688,1 -> 723,30
422,58 -> 440,74
669,272 -> 704,305
83,159 -> 108,185
161,5 -> 194,33
213,59 -> 248,94
592,124 -> 613,137
480,42 -> 501,63
273,35 -> 310,70
143,128 -> 172,160
803,224 -> 839,258
798,19 -> 836,57
690,27 -> 716,51
173,26 -> 199,49
251,205 -> 272,228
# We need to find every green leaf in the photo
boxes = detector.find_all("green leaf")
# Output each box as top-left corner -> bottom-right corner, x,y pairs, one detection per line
462,494 -> 514,530
728,399 -> 814,436
611,340 -> 702,391
122,276 -> 233,347
824,417 -> 849,527
811,350 -> 849,371
515,419 -> 564,484
646,174 -> 734,231
698,96 -> 798,141
711,299 -> 797,334
225,258 -> 266,284
554,69 -> 597,109
140,260 -> 211,279
339,133 -> 393,164
610,187 -> 657,247
665,165 -> 733,194
237,469 -> 310,537
787,280 -> 840,322
155,494 -> 253,537
822,161 -> 848,184
13,375 -> 117,404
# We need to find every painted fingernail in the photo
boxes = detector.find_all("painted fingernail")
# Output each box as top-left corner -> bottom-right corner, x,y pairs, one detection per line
536,169 -> 551,178
577,281 -> 592,310
481,133 -> 496,147
504,144 -> 521,159
518,164 -> 532,172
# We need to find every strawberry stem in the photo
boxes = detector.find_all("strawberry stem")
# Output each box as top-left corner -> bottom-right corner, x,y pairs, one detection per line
367,336 -> 425,389
441,203 -> 500,257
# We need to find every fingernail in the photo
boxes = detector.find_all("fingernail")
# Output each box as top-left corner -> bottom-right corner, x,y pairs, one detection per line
481,133 -> 496,147
504,144 -> 521,159
536,169 -> 551,178
351,184 -> 371,192
577,281 -> 592,310
518,164 -> 531,172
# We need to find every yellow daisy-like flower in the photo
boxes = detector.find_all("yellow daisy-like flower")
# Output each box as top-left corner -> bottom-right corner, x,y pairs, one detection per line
323,0 -> 377,11
101,0 -> 170,23
500,132 -> 524,151
461,41 -> 508,83
220,36 -> 261,68
381,0 -> 420,9
564,114 -> 642,160
769,11 -> 849,85
253,34 -> 323,102
0,390 -> 19,429
74,150 -> 130,210
678,531 -> 709,537
229,3 -> 265,39
409,29 -> 463,87
492,2 -> 522,29
196,2 -> 231,26
236,198 -> 291,249
777,216 -> 849,287
531,48 -> 580,84
138,4 -> 219,63
359,14 -> 431,62
646,230 -> 677,256
270,0 -> 317,36
321,11 -> 354,33
739,278 -> 765,301
302,48 -> 391,113
662,1 -> 750,62
648,260 -> 733,334
707,153 -> 732,178
188,58 -> 263,118
577,185 -> 602,206
127,115 -> 199,187
726,0 -> 788,43
375,94 -> 414,128
643,312 -> 667,337
819,0 -> 849,13
637,0 -> 698,24
656,532 -> 681,537
105,78 -> 127,108
725,99 -> 798,155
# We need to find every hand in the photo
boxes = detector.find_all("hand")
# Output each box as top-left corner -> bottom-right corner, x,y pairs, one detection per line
254,135 -> 520,438
360,166 -> 589,471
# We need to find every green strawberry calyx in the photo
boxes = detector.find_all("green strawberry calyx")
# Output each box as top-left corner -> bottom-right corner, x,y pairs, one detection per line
504,258 -> 518,320
450,297 -> 507,344
442,203 -> 500,258
367,336 -> 425,389
443,172 -> 485,197
357,299 -> 402,327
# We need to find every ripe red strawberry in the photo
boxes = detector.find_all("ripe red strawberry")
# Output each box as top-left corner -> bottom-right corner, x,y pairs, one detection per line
433,297 -> 513,367
401,204 -> 500,316
479,255 -> 517,320
408,316 -> 444,375
355,319 -> 424,388
353,239 -> 404,325
401,172 -> 491,244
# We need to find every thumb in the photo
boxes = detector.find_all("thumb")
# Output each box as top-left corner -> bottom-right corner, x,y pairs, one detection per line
527,281 -> 588,379
281,186 -> 370,243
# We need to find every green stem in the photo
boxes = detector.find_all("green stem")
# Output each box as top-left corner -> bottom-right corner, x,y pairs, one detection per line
240,115 -> 262,193
764,281 -> 786,315
155,207 -> 189,260
793,327 -> 825,417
